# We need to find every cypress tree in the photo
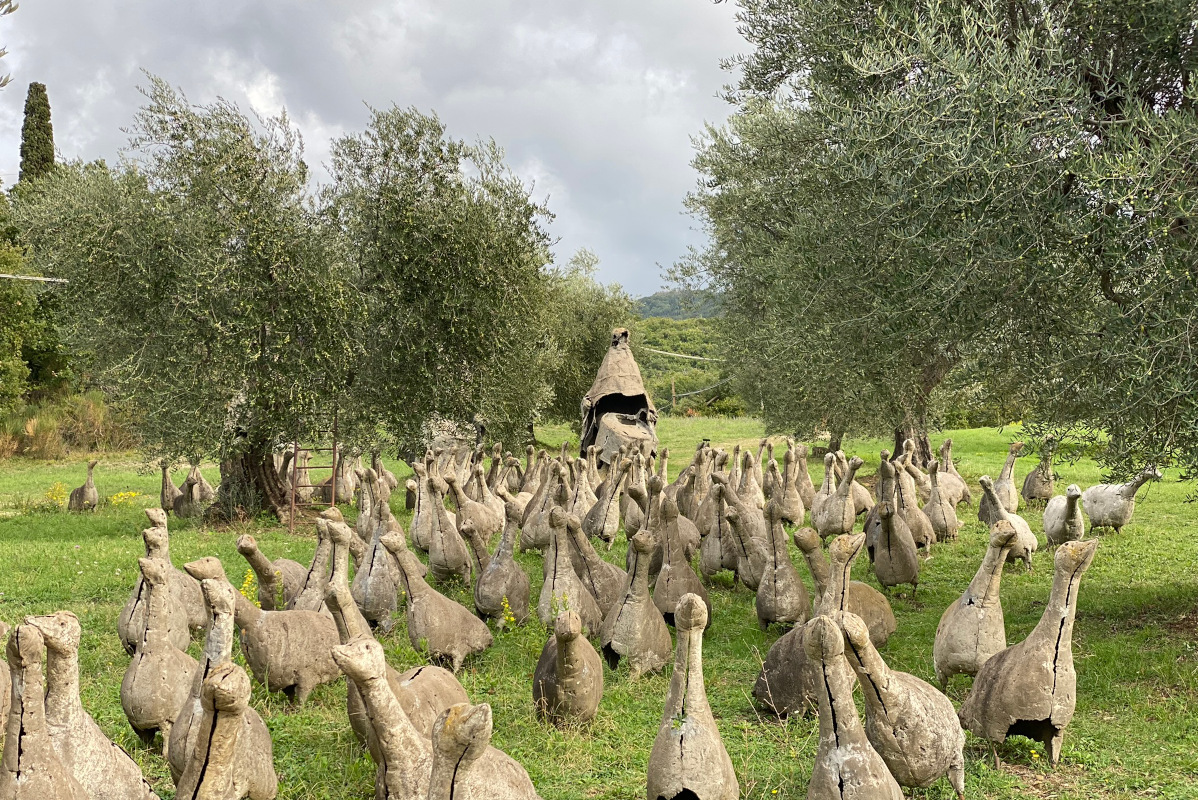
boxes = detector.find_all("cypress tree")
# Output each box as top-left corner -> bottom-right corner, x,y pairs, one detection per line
19,82 -> 54,183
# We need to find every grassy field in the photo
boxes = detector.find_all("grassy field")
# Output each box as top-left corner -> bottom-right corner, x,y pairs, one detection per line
0,418 -> 1196,799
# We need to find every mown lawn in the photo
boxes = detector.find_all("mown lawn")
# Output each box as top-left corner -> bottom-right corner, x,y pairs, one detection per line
0,418 -> 1195,799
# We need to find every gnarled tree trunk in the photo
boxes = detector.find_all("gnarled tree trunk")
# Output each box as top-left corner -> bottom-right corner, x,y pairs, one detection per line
216,443 -> 292,522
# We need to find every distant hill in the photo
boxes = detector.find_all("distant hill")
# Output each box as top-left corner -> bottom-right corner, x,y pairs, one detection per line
634,289 -> 721,320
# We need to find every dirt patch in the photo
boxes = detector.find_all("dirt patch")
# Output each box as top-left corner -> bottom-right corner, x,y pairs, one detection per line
1002,762 -> 1092,798
1164,610 -> 1198,641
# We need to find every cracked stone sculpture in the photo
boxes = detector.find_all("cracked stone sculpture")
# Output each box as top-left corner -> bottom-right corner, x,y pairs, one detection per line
173,661 -> 277,800
409,455 -> 434,553
755,499 -> 810,630
466,501 -> 531,625
565,513 -> 625,618
697,482 -> 729,581
447,465 -> 503,541
812,454 -> 861,541
1021,438 -> 1056,504
924,460 -> 959,543
161,462 -> 182,515
652,481 -> 710,627
1045,484 -> 1086,546
119,509 -> 206,655
425,476 -> 471,584
775,443 -> 806,525
869,455 -> 932,557
898,441 -> 933,502
805,615 -> 903,800
331,636 -> 540,800
520,463 -> 565,553
352,475 -> 405,633
979,476 -> 1038,569
173,471 -> 204,519
383,532 -> 493,673
323,527 -> 467,754
738,450 -> 766,510
789,441 -> 817,511
183,557 -> 340,706
319,450 -> 359,505
532,610 -> 604,726
836,611 -> 964,799
712,474 -> 767,590
189,465 -> 217,505
646,594 -> 738,800
980,442 -> 1024,524
0,622 -> 8,741
935,439 -> 972,507
1081,466 -> 1162,534
66,460 -> 99,513
235,534 -> 306,612
600,529 -> 672,678
834,450 -> 873,516
121,558 -> 198,754
538,508 -> 603,633
873,501 -> 919,595
0,625 -> 88,800
959,539 -> 1099,766
427,704 -> 519,800
933,521 -> 1018,688
164,579 -> 275,798
25,612 -> 158,800
288,519 -> 335,614
567,457 -> 598,521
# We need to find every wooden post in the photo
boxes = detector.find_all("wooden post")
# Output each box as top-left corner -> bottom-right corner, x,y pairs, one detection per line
671,379 -> 676,413
288,435 -> 298,535
331,406 -> 339,507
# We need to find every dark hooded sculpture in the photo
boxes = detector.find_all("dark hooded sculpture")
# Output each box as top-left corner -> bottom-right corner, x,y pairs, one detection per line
580,328 -> 658,464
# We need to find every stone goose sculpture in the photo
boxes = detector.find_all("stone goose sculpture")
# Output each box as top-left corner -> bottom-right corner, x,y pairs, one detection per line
520,462 -> 565,553
565,513 -> 625,619
834,450 -> 874,516
188,464 -> 218,505
538,508 -> 603,633
160,461 -> 182,514
66,460 -> 99,512
979,476 -> 1038,569
425,476 -> 471,584
646,594 -> 739,800
935,438 -> 972,506
288,519 -> 335,614
959,538 -> 1099,766
466,501 -> 531,626
567,457 -> 599,520
351,483 -> 404,633
755,499 -> 810,630
323,525 -> 468,754
836,611 -> 965,800
121,558 -> 199,754
427,704 -> 515,800
446,465 -> 503,541
383,532 -> 493,673
790,441 -> 817,511
1021,438 -> 1056,503
979,442 -> 1023,524
1044,484 -> 1086,546
183,557 -> 340,706
873,502 -> 919,595
0,622 -> 8,739
332,636 -> 540,800
25,612 -> 159,800
813,455 -> 862,541
775,444 -> 806,525
409,456 -> 435,552
712,474 -> 768,590
173,472 -> 204,519
164,578 -> 275,797
810,452 -> 835,522
900,440 -> 933,501
805,615 -> 903,800
652,481 -> 710,627
119,509 -> 206,655
599,528 -> 672,678
532,610 -> 604,726
235,534 -> 306,611
1081,466 -> 1162,534
0,625 -> 88,800
172,661 -> 277,800
933,521 -> 1019,688
738,450 -> 766,510
582,456 -> 628,549
697,482 -> 730,581
868,454 -> 933,558
923,460 -> 959,543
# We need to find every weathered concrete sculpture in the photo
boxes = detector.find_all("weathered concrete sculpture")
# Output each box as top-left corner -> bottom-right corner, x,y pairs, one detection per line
566,457 -> 598,521
1081,466 -> 1162,534
119,509 -> 206,655
836,611 -> 964,799
520,463 -> 565,553
804,615 -> 903,800
235,534 -> 306,611
0,625 -> 88,800
652,482 -> 710,627
565,513 -> 625,618
184,557 -> 340,705
1021,438 -> 1056,504
383,532 -> 493,673
755,500 -> 810,630
66,460 -> 99,513
791,441 -> 817,511
425,476 -> 471,584
409,455 -> 435,552
775,444 -> 806,525
427,704 -> 511,800
0,622 -> 8,738
447,465 -> 503,541
712,474 -> 767,590
538,508 -> 602,633
900,440 -> 933,501
189,464 -> 218,505
795,529 -> 895,646
466,501 -> 531,625
933,521 -> 1018,688
869,454 -> 933,557
25,612 -> 159,800
287,519 -> 336,614
979,476 -> 1038,569
351,472 -> 406,633
600,529 -> 672,678
959,539 -> 1099,766
813,455 -> 862,541
532,610 -> 604,726
834,450 -> 873,516
580,327 -> 658,465
738,450 -> 766,510
923,460 -> 959,543
1044,484 -> 1086,546
121,558 -> 199,753
173,661 -> 277,800
873,502 -> 919,595
646,595 -> 738,800
331,636 -> 539,800
980,442 -> 1024,524
173,471 -> 203,518
935,438 -> 972,506
582,457 -> 629,548
161,461 -> 182,514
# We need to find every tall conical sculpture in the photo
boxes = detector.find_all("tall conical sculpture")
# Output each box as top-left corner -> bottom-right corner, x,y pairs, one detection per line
580,328 -> 658,464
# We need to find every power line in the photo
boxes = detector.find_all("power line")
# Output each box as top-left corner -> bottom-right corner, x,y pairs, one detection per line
639,346 -> 723,362
0,273 -> 68,284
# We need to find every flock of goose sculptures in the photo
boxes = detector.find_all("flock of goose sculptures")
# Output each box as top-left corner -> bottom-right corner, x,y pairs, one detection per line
5,437 -> 1163,800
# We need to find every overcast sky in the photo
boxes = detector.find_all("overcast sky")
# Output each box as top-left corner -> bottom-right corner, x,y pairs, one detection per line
0,1 -> 744,295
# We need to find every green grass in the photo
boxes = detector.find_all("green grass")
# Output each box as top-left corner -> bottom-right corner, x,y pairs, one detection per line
1,420 -> 1196,799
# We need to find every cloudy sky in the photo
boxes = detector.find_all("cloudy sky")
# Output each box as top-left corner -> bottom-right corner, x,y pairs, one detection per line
0,1 -> 744,295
